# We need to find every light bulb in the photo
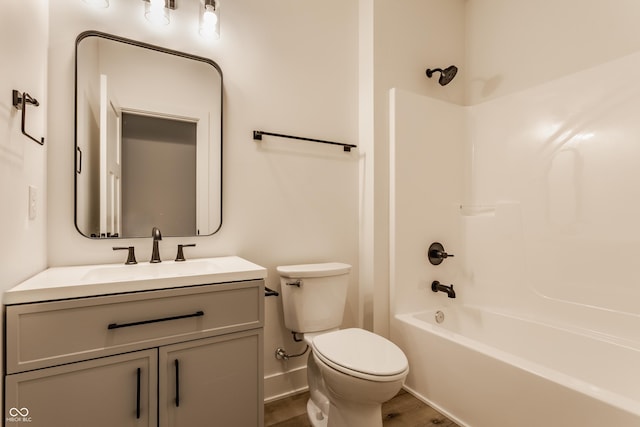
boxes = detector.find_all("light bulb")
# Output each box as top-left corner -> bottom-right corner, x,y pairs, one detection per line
199,1 -> 220,39
145,0 -> 170,26
203,5 -> 218,25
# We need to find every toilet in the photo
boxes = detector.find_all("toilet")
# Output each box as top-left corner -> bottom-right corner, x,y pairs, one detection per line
277,262 -> 409,427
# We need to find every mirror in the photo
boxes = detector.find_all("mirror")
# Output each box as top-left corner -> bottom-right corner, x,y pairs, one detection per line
74,31 -> 222,238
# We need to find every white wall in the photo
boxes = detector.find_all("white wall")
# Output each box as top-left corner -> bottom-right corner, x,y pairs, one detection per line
46,0 -> 359,401
0,0 -> 48,408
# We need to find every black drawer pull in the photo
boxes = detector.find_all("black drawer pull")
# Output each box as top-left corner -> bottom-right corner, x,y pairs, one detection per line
175,359 -> 180,407
108,311 -> 205,330
136,367 -> 141,419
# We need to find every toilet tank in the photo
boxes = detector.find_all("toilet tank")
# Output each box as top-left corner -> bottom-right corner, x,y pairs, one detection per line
277,262 -> 351,333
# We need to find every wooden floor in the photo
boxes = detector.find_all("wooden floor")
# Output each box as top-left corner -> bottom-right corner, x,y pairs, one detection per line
265,389 -> 460,427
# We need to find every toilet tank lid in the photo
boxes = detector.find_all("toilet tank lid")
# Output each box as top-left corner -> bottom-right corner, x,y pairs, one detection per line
277,262 -> 351,278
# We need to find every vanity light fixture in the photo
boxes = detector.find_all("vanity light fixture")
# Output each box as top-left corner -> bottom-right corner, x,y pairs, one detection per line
83,0 -> 109,8
199,0 -> 220,39
144,0 -> 176,26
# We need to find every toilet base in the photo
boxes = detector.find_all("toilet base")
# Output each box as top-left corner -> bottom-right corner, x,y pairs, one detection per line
306,395 -> 383,427
307,398 -> 328,427
330,399 -> 384,427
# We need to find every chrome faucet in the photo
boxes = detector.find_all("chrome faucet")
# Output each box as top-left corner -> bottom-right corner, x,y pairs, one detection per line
150,227 -> 162,263
431,281 -> 456,298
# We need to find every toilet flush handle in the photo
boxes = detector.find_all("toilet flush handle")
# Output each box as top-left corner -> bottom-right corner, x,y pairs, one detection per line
286,280 -> 301,287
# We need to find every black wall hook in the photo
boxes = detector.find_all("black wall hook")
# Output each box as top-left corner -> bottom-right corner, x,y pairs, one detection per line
12,90 -> 45,145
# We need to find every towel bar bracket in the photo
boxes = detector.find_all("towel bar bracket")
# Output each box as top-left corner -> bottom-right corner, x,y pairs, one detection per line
265,286 -> 280,297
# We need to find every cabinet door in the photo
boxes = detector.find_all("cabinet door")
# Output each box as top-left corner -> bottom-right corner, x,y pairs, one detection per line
5,350 -> 157,427
159,330 -> 263,427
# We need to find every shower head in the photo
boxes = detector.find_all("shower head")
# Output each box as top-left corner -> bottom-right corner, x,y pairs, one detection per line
426,65 -> 458,86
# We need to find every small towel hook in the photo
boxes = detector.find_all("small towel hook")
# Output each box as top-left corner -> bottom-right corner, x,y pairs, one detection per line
12,90 -> 45,145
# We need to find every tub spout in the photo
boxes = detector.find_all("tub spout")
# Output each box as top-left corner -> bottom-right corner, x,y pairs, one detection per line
432,281 -> 456,298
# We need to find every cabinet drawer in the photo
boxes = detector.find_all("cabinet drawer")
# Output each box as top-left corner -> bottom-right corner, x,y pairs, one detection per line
6,280 -> 263,374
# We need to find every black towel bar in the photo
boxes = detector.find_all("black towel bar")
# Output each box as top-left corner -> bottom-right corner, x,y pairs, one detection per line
253,130 -> 356,152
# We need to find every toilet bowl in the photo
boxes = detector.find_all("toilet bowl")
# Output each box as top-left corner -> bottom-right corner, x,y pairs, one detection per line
310,328 -> 408,427
277,263 -> 409,427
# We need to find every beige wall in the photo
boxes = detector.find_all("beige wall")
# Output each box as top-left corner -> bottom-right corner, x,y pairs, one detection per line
0,0 -> 48,409
465,0 -> 640,105
0,0 -> 48,289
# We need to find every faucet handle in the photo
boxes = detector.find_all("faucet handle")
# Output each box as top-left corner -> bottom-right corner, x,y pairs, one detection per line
428,242 -> 455,265
113,246 -> 137,265
175,244 -> 196,262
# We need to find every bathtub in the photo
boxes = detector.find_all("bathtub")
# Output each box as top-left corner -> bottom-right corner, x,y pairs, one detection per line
392,306 -> 640,427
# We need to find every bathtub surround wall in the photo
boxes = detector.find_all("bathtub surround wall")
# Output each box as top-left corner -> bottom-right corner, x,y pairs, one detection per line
462,0 -> 640,324
465,54 -> 640,324
389,89 -> 465,316
390,0 -> 640,424
390,60 -> 640,426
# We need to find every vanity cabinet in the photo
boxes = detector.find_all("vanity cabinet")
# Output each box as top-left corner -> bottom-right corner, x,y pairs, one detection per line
4,279 -> 264,427
5,350 -> 157,426
159,331 -> 262,427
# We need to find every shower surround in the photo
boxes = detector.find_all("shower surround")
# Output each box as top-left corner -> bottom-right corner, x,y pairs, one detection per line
389,50 -> 640,426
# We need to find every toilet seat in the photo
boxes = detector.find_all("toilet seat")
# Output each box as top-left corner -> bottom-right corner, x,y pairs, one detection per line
312,328 -> 408,382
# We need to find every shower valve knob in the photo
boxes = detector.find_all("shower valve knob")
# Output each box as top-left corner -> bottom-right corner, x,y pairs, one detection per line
428,242 -> 454,265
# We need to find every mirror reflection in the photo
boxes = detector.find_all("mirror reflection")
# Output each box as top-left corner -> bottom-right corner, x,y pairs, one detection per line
75,31 -> 222,238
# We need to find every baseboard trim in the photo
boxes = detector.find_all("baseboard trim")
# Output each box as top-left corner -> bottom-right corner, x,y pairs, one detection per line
264,366 -> 308,403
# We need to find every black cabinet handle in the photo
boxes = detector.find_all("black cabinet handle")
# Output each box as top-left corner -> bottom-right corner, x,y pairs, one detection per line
76,146 -> 82,174
136,367 -> 141,419
107,311 -> 204,330
175,359 -> 180,407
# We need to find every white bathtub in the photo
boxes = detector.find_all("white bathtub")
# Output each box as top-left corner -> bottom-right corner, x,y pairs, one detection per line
392,306 -> 640,427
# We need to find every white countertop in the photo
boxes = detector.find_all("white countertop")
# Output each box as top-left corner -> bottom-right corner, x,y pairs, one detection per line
4,256 -> 268,304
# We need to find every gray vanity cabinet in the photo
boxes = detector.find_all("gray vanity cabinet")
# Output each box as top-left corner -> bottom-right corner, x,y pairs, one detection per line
4,280 -> 264,427
159,330 -> 263,426
5,349 -> 158,426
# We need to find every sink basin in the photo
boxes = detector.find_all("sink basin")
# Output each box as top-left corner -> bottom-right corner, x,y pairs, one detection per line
81,260 -> 219,282
4,256 -> 267,304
